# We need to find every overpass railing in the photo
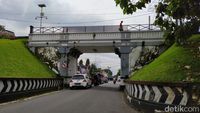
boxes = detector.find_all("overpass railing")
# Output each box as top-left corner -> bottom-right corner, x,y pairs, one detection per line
30,24 -> 161,34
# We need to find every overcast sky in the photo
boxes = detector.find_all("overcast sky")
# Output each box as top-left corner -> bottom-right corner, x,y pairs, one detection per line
0,0 -> 157,75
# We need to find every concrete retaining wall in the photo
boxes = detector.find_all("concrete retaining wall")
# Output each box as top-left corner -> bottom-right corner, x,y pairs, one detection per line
124,80 -> 200,112
0,78 -> 63,103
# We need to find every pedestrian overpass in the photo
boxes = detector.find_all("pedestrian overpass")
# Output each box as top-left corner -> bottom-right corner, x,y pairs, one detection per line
28,24 -> 164,78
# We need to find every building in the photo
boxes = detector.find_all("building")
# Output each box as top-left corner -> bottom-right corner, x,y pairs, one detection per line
0,24 -> 15,39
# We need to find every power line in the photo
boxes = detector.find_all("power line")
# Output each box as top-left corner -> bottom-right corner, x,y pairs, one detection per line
0,12 -> 134,16
47,7 -> 124,13
0,17 -> 37,23
0,12 -> 154,25
0,8 -> 152,16
47,12 -> 123,16
50,12 -> 154,25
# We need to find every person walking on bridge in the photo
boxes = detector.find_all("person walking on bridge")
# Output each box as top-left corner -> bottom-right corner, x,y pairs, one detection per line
119,21 -> 123,31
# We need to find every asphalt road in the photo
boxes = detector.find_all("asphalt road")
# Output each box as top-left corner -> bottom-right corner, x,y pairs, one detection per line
0,82 -> 138,113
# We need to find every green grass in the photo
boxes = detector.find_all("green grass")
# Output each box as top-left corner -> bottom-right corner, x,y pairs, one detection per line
0,39 -> 56,78
188,34 -> 200,41
130,35 -> 200,82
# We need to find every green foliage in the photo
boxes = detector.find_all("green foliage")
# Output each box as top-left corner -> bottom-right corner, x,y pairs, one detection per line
89,63 -> 97,76
116,69 -> 121,76
0,39 -> 56,78
130,35 -> 200,82
115,0 -> 150,14
154,0 -> 200,45
188,34 -> 200,41
97,68 -> 102,72
174,25 -> 191,44
0,33 -> 11,39
103,69 -> 113,77
163,29 -> 175,47
114,0 -> 200,45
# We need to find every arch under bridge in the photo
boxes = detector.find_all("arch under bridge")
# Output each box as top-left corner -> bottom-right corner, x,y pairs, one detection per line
28,24 -> 164,79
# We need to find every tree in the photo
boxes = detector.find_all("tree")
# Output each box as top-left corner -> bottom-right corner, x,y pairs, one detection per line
114,0 -> 200,45
116,69 -> 121,76
89,63 -> 97,76
35,47 -> 59,70
154,0 -> 200,45
85,59 -> 90,67
103,69 -> 113,78
97,68 -> 102,73
79,59 -> 84,67
0,25 -> 5,31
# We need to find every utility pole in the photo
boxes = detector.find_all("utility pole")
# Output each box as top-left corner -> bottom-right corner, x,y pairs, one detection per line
35,4 -> 47,33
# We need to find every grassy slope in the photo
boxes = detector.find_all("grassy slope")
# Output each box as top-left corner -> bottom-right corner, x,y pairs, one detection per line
130,35 -> 200,82
0,39 -> 55,78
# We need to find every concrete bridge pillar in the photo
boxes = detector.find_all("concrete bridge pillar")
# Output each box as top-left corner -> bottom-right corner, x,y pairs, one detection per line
67,56 -> 77,77
120,32 -> 132,78
58,47 -> 80,77
58,55 -> 68,76
58,47 -> 70,77
120,47 -> 131,78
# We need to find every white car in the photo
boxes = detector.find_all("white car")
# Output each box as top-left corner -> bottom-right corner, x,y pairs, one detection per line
69,74 -> 92,89
116,76 -> 125,89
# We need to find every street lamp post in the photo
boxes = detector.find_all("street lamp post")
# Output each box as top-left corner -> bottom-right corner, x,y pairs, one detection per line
35,4 -> 47,33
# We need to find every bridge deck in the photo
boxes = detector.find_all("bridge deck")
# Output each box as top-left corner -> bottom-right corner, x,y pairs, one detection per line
28,24 -> 164,47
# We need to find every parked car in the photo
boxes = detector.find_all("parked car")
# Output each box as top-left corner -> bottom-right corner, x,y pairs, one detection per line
69,74 -> 92,89
116,76 -> 128,90
115,76 -> 124,86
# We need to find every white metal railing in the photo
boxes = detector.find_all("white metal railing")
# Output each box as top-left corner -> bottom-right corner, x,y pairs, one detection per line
128,24 -> 160,31
30,24 -> 161,34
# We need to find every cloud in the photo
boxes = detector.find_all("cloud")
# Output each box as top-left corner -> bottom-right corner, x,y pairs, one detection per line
0,0 -> 156,35
0,0 -> 111,35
